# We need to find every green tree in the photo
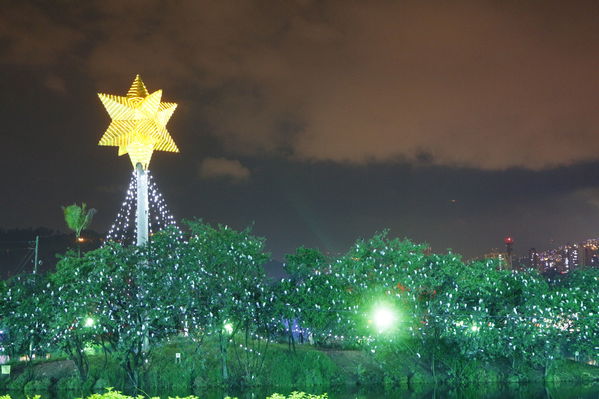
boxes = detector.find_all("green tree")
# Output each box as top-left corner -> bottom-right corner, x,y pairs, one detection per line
181,220 -> 270,383
51,239 -> 178,389
50,251 -> 99,380
559,268 -> 599,364
285,247 -> 328,280
93,242 -> 176,388
62,203 -> 97,255
273,248 -> 330,350
2,273 -> 53,363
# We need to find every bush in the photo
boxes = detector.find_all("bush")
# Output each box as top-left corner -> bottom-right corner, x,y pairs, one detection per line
56,375 -> 82,391
262,350 -> 340,388
266,393 -> 328,399
547,359 -> 599,383
23,377 -> 52,394
0,388 -> 327,399
88,356 -> 126,391
6,370 -> 32,391
93,377 -> 111,392
408,370 -> 433,386
356,363 -> 384,386
144,355 -> 200,391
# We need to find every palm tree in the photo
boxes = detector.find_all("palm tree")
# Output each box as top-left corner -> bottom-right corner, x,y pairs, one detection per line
62,203 -> 97,255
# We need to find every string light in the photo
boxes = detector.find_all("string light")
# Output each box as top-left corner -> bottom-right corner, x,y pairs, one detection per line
105,170 -> 180,245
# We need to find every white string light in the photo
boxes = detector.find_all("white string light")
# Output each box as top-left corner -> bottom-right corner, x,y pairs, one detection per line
105,170 -> 180,245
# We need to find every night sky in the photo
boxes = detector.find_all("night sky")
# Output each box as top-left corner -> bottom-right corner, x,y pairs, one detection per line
1,0 -> 599,267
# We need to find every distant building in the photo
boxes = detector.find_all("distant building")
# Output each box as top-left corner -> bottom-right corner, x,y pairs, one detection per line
532,239 -> 599,275
480,236 -> 599,274
528,248 -> 539,269
483,250 -> 510,270
504,236 -> 514,269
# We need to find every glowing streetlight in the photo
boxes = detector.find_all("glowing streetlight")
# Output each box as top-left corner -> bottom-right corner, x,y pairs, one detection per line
372,305 -> 396,333
84,317 -> 95,328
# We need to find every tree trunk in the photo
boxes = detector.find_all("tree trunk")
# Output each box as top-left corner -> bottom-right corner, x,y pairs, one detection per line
101,339 -> 110,368
69,341 -> 89,380
544,359 -> 552,380
220,330 -> 229,382
288,326 -> 296,353
431,352 -> 436,384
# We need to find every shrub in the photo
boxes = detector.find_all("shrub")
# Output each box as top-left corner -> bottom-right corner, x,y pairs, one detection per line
23,377 -> 52,394
93,377 -> 111,392
56,375 -> 82,391
262,350 -> 341,388
6,370 -> 32,391
266,393 -> 328,399
143,356 -> 199,391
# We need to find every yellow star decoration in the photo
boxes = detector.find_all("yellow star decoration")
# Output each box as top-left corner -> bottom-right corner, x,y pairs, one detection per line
97,75 -> 179,170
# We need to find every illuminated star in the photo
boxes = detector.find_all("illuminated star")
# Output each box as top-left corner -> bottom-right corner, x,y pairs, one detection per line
97,75 -> 179,169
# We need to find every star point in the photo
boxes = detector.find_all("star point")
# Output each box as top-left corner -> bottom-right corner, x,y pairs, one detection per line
97,75 -> 179,169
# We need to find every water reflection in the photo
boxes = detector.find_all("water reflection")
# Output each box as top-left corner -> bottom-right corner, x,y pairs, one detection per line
2,383 -> 599,399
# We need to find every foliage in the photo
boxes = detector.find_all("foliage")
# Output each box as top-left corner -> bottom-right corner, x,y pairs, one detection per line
555,268 -> 599,364
285,247 -> 328,280
261,348 -> 341,387
175,220 -> 271,383
50,252 -> 98,380
2,273 -> 53,361
273,247 -> 331,350
1,223 -> 598,390
6,369 -> 32,391
55,375 -> 89,392
0,390 -> 328,399
62,203 -> 97,239
23,377 -> 52,393
266,393 -> 328,399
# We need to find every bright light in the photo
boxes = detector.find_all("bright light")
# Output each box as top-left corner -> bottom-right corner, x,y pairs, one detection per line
224,322 -> 233,334
77,237 -> 86,243
471,325 -> 480,332
372,305 -> 396,333
84,317 -> 95,328
97,75 -> 179,170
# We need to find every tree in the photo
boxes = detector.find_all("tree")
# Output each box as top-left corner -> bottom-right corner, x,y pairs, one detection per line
51,239 -> 178,388
180,220 -> 270,383
559,268 -> 599,364
90,242 -> 176,388
273,248 -> 330,350
285,247 -> 327,280
2,273 -> 53,363
62,203 -> 97,255
50,251 -> 99,380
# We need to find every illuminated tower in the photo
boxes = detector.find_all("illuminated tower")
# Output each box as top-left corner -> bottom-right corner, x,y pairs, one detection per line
504,236 -> 514,269
97,75 -> 179,246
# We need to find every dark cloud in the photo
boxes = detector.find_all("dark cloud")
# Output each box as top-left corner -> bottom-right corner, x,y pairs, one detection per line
1,0 -> 599,170
199,157 -> 250,181
0,3 -> 83,66
43,75 -> 67,93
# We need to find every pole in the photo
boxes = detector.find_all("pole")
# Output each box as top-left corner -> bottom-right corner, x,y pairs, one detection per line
33,236 -> 39,274
136,163 -> 149,246
135,163 -> 151,353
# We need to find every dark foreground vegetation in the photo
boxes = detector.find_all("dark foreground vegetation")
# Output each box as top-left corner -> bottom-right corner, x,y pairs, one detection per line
1,338 -> 598,396
1,220 -> 598,395
0,390 -> 327,399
